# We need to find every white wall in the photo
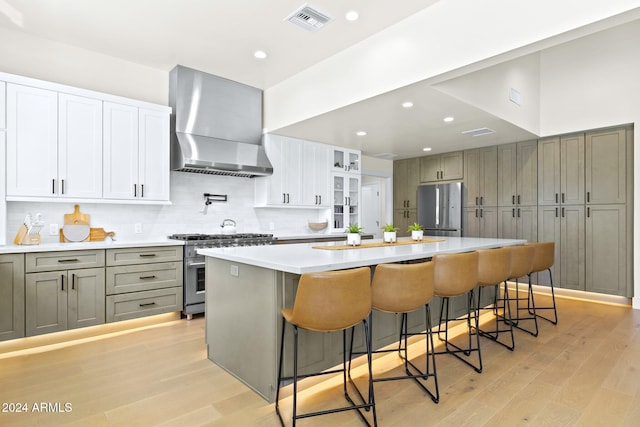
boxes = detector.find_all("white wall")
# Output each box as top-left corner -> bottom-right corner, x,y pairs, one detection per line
539,20 -> 640,307
264,0 -> 640,132
0,26 -> 167,105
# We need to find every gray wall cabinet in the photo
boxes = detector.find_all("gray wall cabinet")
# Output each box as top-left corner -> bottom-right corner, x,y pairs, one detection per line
420,151 -> 463,182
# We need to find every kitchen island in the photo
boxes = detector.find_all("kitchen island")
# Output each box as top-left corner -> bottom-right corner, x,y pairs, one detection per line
199,236 -> 525,402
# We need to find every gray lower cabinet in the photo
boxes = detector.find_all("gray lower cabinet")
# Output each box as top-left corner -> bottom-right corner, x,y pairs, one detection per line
105,246 -> 183,322
393,209 -> 417,238
25,266 -> 105,336
585,204 -> 627,296
497,205 -> 537,243
0,254 -> 25,341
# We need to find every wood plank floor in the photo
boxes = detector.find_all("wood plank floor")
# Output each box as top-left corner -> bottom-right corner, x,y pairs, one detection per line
1,295 -> 639,426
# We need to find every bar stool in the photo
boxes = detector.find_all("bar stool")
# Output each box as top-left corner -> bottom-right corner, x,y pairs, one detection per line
275,267 -> 377,427
503,245 -> 538,337
525,242 -> 558,325
348,261 -> 439,403
432,251 -> 482,373
475,247 -> 515,350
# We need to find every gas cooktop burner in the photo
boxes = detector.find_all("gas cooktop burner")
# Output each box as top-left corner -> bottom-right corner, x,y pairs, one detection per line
168,233 -> 274,241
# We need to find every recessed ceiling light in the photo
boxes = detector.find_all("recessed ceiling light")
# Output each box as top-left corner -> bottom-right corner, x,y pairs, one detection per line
443,116 -> 454,123
402,101 -> 414,109
254,50 -> 268,59
423,147 -> 432,152
356,131 -> 367,136
345,10 -> 359,21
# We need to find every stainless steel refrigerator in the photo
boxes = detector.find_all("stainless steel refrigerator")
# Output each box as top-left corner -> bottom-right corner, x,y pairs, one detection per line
417,182 -> 463,237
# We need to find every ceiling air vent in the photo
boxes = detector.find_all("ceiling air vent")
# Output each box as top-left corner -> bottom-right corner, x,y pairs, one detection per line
285,3 -> 334,32
462,127 -> 496,137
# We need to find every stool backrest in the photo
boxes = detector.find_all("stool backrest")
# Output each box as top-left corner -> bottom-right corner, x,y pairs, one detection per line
525,242 -> 555,273
433,251 -> 479,297
290,267 -> 372,332
372,262 -> 434,313
508,245 -> 535,278
477,247 -> 511,286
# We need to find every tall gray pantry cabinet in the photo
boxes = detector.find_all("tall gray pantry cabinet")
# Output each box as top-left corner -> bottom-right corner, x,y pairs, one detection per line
464,146 -> 498,238
536,126 -> 632,296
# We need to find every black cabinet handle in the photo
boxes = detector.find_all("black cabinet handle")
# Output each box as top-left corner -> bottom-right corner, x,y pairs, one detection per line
318,195 -> 321,205
52,179 -> 56,194
287,193 -> 290,203
141,184 -> 145,198
512,195 -> 515,205
58,258 -> 79,263
475,209 -> 478,218
555,193 -> 558,203
139,275 -> 157,280
480,196 -> 484,205
562,207 -> 565,218
139,302 -> 156,308
139,253 -> 157,258
517,195 -> 521,204
562,193 -> 565,203
475,197 -> 478,205
134,184 -> 137,197
512,208 -> 515,218
555,207 -> 558,217
517,208 -> 521,218
61,179 -> 65,195
61,274 -> 65,291
72,273 -> 76,290
480,209 -> 484,218
587,207 -> 591,217
587,191 -> 590,203
282,193 -> 286,203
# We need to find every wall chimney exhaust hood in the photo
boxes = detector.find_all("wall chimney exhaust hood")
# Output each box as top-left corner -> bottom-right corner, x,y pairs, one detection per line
169,65 -> 273,177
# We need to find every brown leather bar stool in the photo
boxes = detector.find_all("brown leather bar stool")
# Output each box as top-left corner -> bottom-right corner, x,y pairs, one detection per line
275,267 -> 377,427
502,245 -> 538,337
525,242 -> 558,325
475,247 -> 515,350
432,251 -> 482,373
348,261 -> 439,403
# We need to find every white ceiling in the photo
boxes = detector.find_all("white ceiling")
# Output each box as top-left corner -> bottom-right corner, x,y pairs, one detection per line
0,0 -> 616,159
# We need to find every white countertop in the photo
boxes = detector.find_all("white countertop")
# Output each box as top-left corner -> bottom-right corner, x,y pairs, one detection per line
0,239 -> 184,254
198,236 -> 527,274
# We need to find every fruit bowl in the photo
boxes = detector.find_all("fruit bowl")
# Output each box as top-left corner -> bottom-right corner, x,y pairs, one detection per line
307,221 -> 328,231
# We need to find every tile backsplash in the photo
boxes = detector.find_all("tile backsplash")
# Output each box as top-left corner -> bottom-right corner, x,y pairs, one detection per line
7,171 -> 330,243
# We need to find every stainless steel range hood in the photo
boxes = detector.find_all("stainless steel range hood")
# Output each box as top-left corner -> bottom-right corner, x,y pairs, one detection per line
169,65 -> 273,177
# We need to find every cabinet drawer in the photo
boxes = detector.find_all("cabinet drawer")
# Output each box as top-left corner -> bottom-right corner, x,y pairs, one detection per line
106,287 -> 182,323
106,262 -> 183,294
26,250 -> 105,273
106,246 -> 182,266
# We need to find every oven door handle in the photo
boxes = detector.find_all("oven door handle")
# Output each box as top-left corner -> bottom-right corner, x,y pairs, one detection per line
187,261 -> 206,267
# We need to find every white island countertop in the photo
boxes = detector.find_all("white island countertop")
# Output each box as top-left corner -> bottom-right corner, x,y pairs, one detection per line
198,236 -> 526,274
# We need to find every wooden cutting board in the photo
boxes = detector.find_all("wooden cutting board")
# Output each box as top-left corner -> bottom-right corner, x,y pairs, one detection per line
90,228 -> 116,241
64,204 -> 90,225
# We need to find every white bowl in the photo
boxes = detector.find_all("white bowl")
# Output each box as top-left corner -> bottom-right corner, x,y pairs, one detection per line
308,221 -> 328,231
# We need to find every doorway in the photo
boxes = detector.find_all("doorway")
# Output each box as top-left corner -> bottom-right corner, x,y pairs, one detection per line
361,176 -> 387,239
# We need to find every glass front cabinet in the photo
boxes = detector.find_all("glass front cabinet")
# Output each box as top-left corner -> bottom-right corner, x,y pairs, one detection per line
332,147 -> 361,174
331,174 -> 361,232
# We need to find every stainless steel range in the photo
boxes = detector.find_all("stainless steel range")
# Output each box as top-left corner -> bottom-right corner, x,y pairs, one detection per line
168,233 -> 276,319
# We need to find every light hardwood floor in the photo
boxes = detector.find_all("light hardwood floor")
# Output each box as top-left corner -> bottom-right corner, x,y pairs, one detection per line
1,295 -> 639,426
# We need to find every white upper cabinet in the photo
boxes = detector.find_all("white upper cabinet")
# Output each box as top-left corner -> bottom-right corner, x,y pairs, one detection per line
103,103 -> 170,201
4,74 -> 170,204
6,84 -> 59,197
58,93 -> 103,199
0,81 -> 6,129
138,108 -> 170,201
302,142 -> 330,206
255,135 -> 332,207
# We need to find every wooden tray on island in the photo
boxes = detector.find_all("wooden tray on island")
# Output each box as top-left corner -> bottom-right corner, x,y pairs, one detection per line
312,238 -> 444,250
